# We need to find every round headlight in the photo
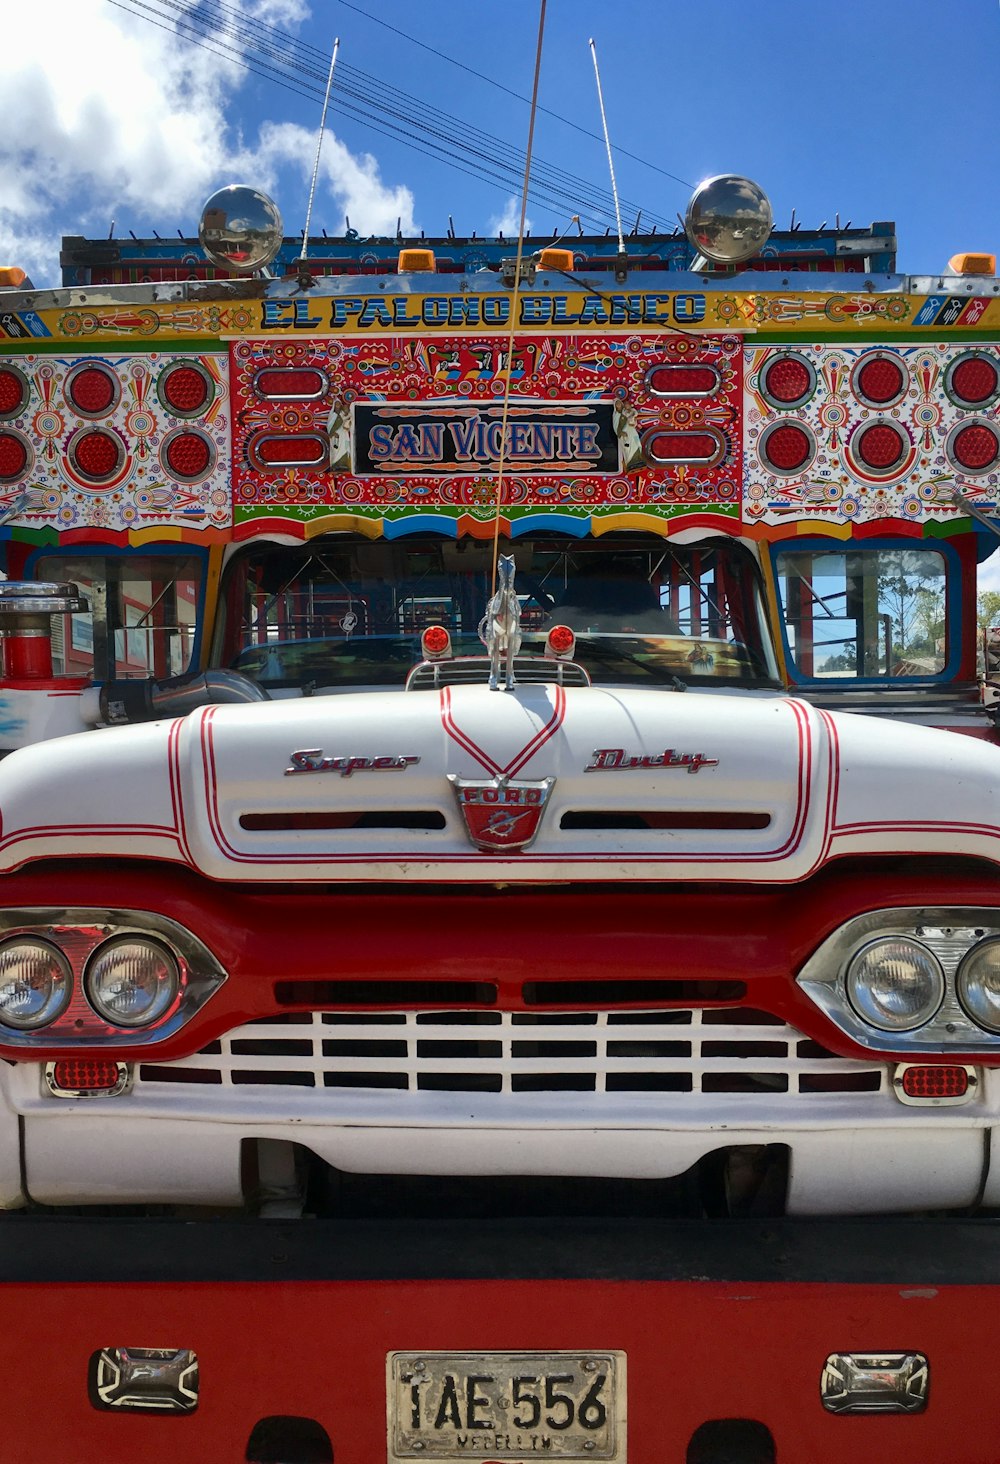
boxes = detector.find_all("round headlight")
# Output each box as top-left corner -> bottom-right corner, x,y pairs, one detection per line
85,937 -> 180,1028
846,937 -> 944,1032
957,938 -> 1000,1032
0,938 -> 71,1030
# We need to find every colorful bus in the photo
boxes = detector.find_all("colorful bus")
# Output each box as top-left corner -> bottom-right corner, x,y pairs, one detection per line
0,180 -> 997,1460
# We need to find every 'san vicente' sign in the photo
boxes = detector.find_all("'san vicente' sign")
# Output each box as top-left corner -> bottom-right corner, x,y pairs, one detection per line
353,401 -> 619,475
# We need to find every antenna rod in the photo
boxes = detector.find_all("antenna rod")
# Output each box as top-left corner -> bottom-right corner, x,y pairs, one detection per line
588,38 -> 624,257
301,37 -> 341,263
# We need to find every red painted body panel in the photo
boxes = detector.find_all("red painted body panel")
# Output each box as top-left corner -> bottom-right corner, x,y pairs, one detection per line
943,724 -> 999,741
1,1275 -> 995,1463
2,854 -> 999,1065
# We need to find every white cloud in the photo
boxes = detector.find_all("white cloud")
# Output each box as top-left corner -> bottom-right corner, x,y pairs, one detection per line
979,550 -> 1000,595
0,0 -> 415,283
238,122 -> 416,238
488,196 -> 532,238
245,0 -> 309,24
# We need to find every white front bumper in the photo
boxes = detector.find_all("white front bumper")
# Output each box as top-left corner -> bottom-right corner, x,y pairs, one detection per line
8,1068 -> 997,1216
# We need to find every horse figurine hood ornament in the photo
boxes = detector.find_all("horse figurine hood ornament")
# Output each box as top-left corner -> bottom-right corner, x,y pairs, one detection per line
478,554 -> 523,691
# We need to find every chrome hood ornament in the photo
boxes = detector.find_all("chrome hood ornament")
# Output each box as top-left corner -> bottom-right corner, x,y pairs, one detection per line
478,554 -> 523,691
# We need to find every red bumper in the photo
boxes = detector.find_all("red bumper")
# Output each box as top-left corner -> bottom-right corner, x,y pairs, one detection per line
4,1216 -> 999,1463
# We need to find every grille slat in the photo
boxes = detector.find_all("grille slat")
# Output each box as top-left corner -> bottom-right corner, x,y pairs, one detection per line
136,1009 -> 887,1098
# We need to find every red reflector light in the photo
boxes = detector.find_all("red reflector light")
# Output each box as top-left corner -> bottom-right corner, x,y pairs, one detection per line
855,355 -> 906,405
951,422 -> 1000,471
761,355 -> 813,406
0,431 -> 28,480
51,1058 -> 123,1092
646,364 -> 719,397
253,434 -> 328,467
253,367 -> 328,400
854,421 -> 906,472
160,363 -> 212,415
66,365 -> 117,416
900,1065 -> 969,1100
421,624 -> 451,658
760,422 -> 813,473
163,430 -> 212,480
0,367 -> 27,418
950,355 -> 999,406
70,428 -> 123,481
645,430 -> 722,464
546,624 -> 576,657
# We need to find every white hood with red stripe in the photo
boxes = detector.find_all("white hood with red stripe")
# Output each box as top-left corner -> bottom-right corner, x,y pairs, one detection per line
0,683 -> 996,882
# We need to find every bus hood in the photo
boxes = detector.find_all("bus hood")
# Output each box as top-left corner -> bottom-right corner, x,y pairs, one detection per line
0,684 -> 995,882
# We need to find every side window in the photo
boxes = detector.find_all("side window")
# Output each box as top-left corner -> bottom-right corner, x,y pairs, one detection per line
34,555 -> 203,680
775,547 -> 948,681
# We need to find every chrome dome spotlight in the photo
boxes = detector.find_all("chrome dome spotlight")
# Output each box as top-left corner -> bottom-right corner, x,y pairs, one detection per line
684,174 -> 773,265
198,185 -> 284,274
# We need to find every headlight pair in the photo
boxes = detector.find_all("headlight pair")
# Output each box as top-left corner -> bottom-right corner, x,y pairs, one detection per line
847,935 -> 1000,1034
798,909 -> 1000,1053
0,909 -> 227,1049
0,935 -> 178,1032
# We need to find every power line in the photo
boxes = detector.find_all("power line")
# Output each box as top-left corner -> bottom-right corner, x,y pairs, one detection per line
108,0 -> 680,233
330,0 -> 693,193
111,0 -> 626,231
171,0 -> 677,229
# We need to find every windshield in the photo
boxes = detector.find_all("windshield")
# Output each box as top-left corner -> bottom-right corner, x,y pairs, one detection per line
219,535 -> 781,692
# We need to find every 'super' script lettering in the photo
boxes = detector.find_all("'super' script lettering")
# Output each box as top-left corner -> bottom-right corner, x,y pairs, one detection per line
285,750 -> 420,777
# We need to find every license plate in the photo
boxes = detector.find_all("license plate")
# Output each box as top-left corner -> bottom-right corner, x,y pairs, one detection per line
387,1351 -> 626,1463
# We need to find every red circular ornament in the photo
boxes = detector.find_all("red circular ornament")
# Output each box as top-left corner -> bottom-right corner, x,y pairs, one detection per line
71,428 -> 123,481
421,625 -> 451,656
0,368 -> 27,418
762,356 -> 813,406
164,430 -> 212,480
951,422 -> 1000,472
855,356 -> 905,405
67,365 -> 117,416
546,625 -> 576,655
0,432 -> 28,480
950,355 -> 1000,407
160,363 -> 212,415
855,422 -> 906,472
760,422 -> 813,472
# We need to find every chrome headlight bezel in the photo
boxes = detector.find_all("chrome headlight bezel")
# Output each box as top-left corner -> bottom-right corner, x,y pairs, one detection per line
845,936 -> 945,1032
84,936 -> 181,1028
0,937 -> 73,1030
956,937 -> 1000,1033
798,907 -> 1000,1052
0,908 -> 227,1048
